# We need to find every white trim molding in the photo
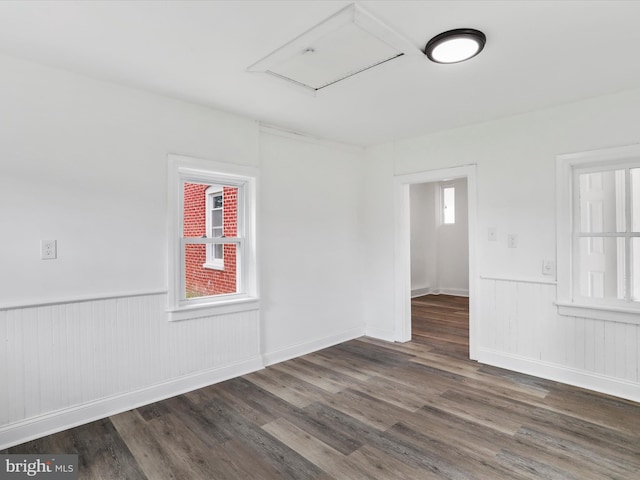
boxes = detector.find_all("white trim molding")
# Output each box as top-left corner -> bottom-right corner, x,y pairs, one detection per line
365,327 -> 397,343
262,326 -> 365,366
168,154 -> 259,320
478,347 -> 640,403
480,275 -> 557,286
411,286 -> 469,298
0,289 -> 167,311
167,298 -> 260,322
394,164 -> 478,358
555,301 -> 640,325
428,288 -> 469,297
410,287 -> 431,298
0,357 -> 263,450
0,291 -> 261,450
259,124 -> 364,154
556,143 -> 640,324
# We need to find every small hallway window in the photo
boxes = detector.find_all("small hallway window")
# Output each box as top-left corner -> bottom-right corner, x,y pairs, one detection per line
443,185 -> 455,224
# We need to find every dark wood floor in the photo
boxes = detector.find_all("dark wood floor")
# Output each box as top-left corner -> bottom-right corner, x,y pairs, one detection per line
5,294 -> 640,479
411,294 -> 470,360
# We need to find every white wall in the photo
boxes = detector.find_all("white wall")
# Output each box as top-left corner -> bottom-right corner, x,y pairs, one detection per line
364,86 -> 640,402
410,178 -> 468,297
409,182 -> 436,295
0,55 -> 258,304
3,41 -> 639,451
362,143 -> 395,341
0,54 -> 365,448
437,177 -> 468,295
259,130 -> 366,364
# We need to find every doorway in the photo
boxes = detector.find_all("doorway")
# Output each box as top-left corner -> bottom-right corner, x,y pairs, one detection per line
393,165 -> 478,360
410,178 -> 469,298
409,178 -> 470,358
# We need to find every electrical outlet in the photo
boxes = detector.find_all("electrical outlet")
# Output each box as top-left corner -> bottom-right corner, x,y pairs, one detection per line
41,240 -> 57,260
542,259 -> 555,276
488,227 -> 497,241
507,234 -> 518,248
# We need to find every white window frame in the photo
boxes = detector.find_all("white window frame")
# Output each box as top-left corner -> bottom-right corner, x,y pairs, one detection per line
203,186 -> 224,270
556,144 -> 640,325
441,184 -> 456,225
168,154 -> 258,321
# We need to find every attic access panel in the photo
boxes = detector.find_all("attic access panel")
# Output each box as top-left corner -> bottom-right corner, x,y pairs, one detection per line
248,4 -> 414,92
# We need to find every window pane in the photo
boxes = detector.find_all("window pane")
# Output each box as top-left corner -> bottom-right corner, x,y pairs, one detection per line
183,182 -> 209,237
632,168 -> 640,232
223,187 -> 238,237
443,186 -> 455,224
184,243 -> 238,298
633,238 -> 640,302
212,209 -> 222,226
184,183 -> 238,237
578,170 -> 625,233
577,237 -> 625,300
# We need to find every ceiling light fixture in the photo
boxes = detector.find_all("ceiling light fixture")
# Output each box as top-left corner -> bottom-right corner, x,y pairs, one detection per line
424,28 -> 486,64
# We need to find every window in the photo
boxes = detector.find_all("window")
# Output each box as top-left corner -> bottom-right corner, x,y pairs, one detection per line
204,186 -> 224,270
168,154 -> 258,320
557,145 -> 640,324
442,185 -> 455,224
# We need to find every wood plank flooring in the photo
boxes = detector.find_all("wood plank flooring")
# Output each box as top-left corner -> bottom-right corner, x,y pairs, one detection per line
5,294 -> 640,479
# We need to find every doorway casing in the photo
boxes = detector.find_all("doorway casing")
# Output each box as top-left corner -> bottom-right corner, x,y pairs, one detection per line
393,164 -> 478,360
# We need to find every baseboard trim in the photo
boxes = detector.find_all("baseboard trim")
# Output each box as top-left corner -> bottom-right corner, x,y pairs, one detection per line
477,348 -> 640,403
430,288 -> 469,297
410,287 -> 431,298
263,326 -> 365,366
411,288 -> 469,298
365,327 -> 398,342
0,356 -> 264,450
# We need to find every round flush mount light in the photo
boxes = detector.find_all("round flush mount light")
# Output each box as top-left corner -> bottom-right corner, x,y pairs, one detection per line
424,28 -> 486,64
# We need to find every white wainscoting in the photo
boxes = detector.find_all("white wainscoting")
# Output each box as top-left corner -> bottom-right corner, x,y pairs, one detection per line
477,277 -> 640,402
0,292 -> 262,449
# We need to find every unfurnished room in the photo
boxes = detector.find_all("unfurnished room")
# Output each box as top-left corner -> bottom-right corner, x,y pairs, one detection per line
1,1 -> 639,479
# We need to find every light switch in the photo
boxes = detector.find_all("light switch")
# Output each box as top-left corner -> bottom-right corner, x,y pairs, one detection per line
488,227 -> 497,241
507,234 -> 518,248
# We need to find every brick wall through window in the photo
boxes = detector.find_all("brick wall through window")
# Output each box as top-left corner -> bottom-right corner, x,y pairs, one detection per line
183,183 -> 238,297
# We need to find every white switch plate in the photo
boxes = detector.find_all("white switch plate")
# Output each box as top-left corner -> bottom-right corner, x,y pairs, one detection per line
488,227 -> 497,241
507,234 -> 518,248
41,240 -> 57,260
542,259 -> 555,276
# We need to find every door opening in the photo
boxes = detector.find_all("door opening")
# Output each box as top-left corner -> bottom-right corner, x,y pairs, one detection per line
409,178 -> 470,357
393,165 -> 478,360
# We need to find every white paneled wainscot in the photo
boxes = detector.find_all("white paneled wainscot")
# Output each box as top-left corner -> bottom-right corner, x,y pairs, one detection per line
360,85 -> 640,403
478,277 -> 639,401
0,293 -> 261,449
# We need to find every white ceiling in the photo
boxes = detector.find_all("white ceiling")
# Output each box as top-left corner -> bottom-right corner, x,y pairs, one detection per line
1,0 -> 639,146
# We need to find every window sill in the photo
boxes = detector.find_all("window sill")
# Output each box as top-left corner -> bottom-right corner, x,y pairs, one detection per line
202,261 -> 224,271
555,301 -> 640,325
167,296 -> 259,321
